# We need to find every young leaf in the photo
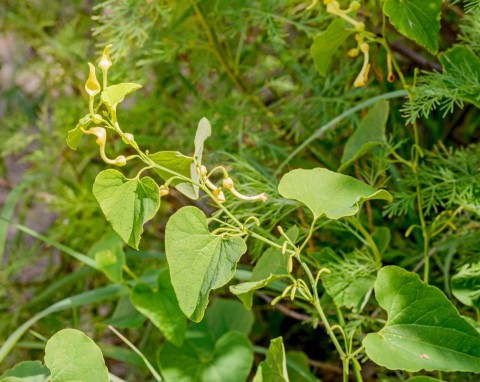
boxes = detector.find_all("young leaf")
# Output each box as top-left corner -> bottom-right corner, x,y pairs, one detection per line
100,82 -> 142,107
93,169 -> 160,249
230,276 -> 282,310
383,0 -> 442,54
451,262 -> 480,307
278,168 -> 392,220
253,337 -> 289,382
0,361 -> 49,382
165,206 -> 247,322
339,100 -> 389,171
88,232 -> 125,283
44,329 -> 109,382
310,19 -> 353,77
149,151 -> 198,200
158,331 -> 253,382
363,266 -> 480,372
189,117 -> 212,198
130,269 -> 186,346
67,114 -> 91,150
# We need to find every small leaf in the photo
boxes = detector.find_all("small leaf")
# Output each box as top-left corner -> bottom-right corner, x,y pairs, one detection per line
67,114 -> 91,150
439,46 -> 480,108
149,151 -> 198,200
278,168 -> 392,220
230,276 -> 281,310
0,361 -> 49,382
310,19 -> 353,77
130,269 -> 186,346
253,337 -> 289,382
44,329 -> 109,382
339,100 -> 389,171
451,262 -> 480,307
165,206 -> 247,322
384,0 -> 442,54
100,83 -> 142,107
189,117 -> 212,198
363,266 -> 480,372
93,170 -> 160,249
89,232 -> 125,282
158,330 -> 253,382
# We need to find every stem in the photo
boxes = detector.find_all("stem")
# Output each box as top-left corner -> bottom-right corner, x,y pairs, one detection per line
347,217 -> 382,269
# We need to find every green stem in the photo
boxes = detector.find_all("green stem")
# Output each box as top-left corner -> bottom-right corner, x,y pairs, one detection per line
347,217 -> 382,269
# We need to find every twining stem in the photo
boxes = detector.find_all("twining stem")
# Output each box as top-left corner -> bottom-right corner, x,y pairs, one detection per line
347,216 -> 382,269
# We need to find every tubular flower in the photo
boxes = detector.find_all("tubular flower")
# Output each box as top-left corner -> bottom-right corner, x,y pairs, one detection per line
354,43 -> 370,88
84,127 -> 127,167
222,177 -> 267,202
85,63 -> 101,97
98,44 -> 112,88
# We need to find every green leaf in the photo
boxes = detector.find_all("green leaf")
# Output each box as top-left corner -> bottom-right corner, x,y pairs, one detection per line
149,151 -> 197,200
189,117 -> 212,198
406,377 -> 443,382
278,168 -> 392,220
93,170 -> 160,249
100,82 -> 142,107
105,296 -> 146,329
130,269 -> 186,346
165,206 -> 247,322
286,351 -> 319,382
439,46 -> 480,107
0,378 -> 22,382
339,100 -> 389,171
88,232 -> 125,282
310,19 -> 353,77
253,337 -> 289,382
44,329 -> 109,382
0,361 -> 49,382
383,0 -> 442,54
316,248 -> 376,312
363,266 -> 480,372
451,262 -> 480,307
230,276 -> 281,310
158,331 -> 253,382
67,114 -> 91,150
203,299 -> 254,340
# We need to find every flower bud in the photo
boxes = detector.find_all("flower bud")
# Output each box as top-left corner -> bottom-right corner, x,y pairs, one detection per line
222,177 -> 235,190
85,63 -> 100,97
92,113 -> 103,124
122,133 -> 135,144
213,188 -> 226,203
159,185 -> 170,196
115,155 -> 127,167
98,44 -> 112,73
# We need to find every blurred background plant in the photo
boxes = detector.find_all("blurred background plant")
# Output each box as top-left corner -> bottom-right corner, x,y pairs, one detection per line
1,1 -> 479,381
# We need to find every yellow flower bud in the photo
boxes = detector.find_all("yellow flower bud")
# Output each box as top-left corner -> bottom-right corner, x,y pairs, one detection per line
115,155 -> 127,167
85,63 -> 101,97
159,185 -> 170,196
98,44 -> 112,73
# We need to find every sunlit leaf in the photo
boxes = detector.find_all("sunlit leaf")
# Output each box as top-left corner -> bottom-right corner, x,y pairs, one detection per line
0,361 -> 49,382
101,82 -> 142,107
253,337 -> 289,382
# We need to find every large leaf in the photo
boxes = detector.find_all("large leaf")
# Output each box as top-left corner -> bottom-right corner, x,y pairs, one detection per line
310,19 -> 353,77
44,329 -> 109,382
130,269 -> 186,346
339,100 -> 389,171
149,151 -> 197,200
93,169 -> 160,249
406,377 -> 443,382
0,361 -> 49,382
451,262 -> 480,307
159,331 -> 253,382
165,206 -> 247,321
88,232 -> 125,283
100,82 -> 142,107
384,0 -> 442,54
67,114 -> 91,150
363,266 -> 480,372
439,46 -> 480,108
285,351 -> 319,382
278,168 -> 392,220
253,337 -> 289,382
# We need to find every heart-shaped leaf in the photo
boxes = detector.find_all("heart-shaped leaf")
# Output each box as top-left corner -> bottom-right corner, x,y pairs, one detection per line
165,206 -> 246,322
384,0 -> 442,54
149,151 -> 197,200
339,100 -> 389,171
44,329 -> 109,382
101,83 -> 142,107
93,170 -> 160,249
363,266 -> 480,372
253,337 -> 289,382
158,331 -> 253,382
130,270 -> 186,346
0,361 -> 49,382
278,168 -> 392,220
310,19 -> 353,77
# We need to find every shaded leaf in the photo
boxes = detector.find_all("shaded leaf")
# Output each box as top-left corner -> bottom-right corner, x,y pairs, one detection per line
93,170 -> 160,249
339,100 -> 389,171
286,351 -> 319,382
101,82 -> 142,107
44,329 -> 109,382
204,299 -> 254,340
0,361 -> 49,382
310,19 -> 353,77
105,296 -> 146,329
278,168 -> 392,220
384,0 -> 442,54
253,337 -> 289,382
89,232 -> 125,282
165,206 -> 246,322
364,266 -> 480,372
149,151 -> 197,200
451,262 -> 480,307
130,269 -> 186,346
67,114 -> 91,150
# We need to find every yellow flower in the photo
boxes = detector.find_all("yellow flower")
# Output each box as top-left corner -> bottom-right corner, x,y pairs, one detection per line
85,62 -> 101,97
